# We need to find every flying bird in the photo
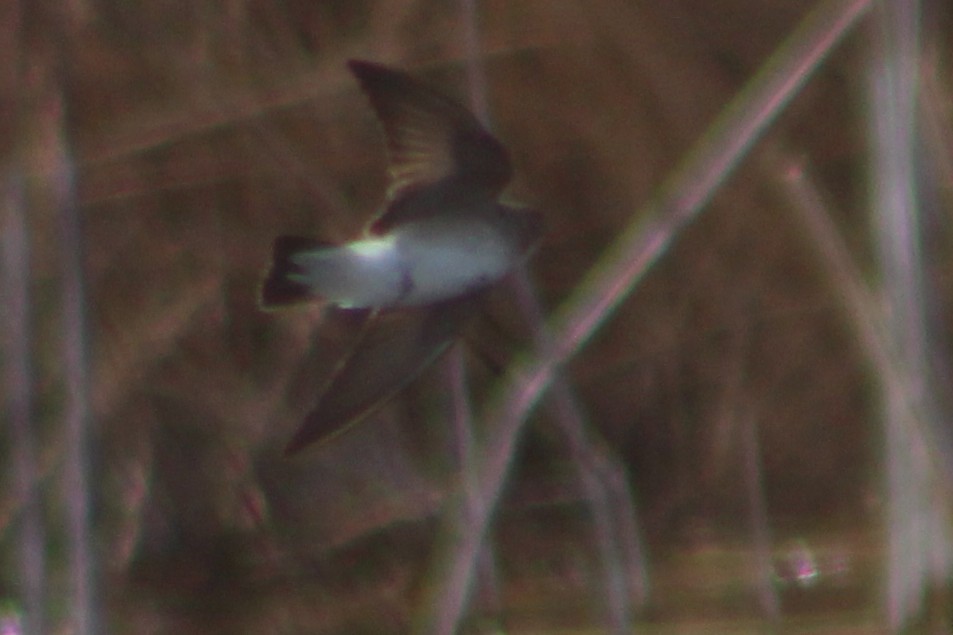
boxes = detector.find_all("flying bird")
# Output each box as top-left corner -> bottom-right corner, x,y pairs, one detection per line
261,60 -> 542,454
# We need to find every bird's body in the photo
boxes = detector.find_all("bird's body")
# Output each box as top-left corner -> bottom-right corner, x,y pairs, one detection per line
260,59 -> 542,454
273,202 -> 538,309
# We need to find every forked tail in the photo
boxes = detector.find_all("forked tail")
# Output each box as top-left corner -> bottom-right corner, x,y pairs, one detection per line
259,236 -> 333,309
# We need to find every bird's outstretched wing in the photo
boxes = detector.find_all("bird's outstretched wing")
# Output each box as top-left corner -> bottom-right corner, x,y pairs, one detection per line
347,60 -> 512,234
284,294 -> 481,454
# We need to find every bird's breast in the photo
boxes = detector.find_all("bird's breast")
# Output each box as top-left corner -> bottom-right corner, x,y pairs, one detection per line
390,221 -> 516,306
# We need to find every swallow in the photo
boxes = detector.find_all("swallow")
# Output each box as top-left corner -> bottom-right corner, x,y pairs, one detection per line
261,60 -> 542,454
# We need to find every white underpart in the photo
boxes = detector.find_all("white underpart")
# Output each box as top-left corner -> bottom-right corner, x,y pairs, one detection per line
293,236 -> 402,308
392,221 -> 514,306
292,219 -> 518,308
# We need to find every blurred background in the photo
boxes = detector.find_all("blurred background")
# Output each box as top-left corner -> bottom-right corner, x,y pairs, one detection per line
2,0 -> 953,632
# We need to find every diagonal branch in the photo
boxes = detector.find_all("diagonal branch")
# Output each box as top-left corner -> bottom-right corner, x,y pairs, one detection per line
418,0 -> 873,632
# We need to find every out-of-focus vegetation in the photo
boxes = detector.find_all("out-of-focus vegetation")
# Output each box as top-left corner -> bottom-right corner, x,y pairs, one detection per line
2,0 -> 953,633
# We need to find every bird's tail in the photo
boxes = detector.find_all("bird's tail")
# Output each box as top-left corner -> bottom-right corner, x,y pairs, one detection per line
259,236 -> 335,309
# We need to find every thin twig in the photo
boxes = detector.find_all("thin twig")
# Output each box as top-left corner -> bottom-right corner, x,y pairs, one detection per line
513,267 -> 644,632
866,1 -> 953,628
2,174 -> 47,635
53,91 -> 98,635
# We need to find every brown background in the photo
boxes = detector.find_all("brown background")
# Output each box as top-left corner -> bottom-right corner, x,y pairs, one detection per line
4,0 -> 953,632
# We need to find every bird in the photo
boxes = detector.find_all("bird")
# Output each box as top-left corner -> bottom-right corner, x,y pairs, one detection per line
260,60 -> 543,455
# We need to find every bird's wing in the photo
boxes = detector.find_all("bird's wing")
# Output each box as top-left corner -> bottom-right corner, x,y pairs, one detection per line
284,295 -> 481,455
347,60 -> 512,234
